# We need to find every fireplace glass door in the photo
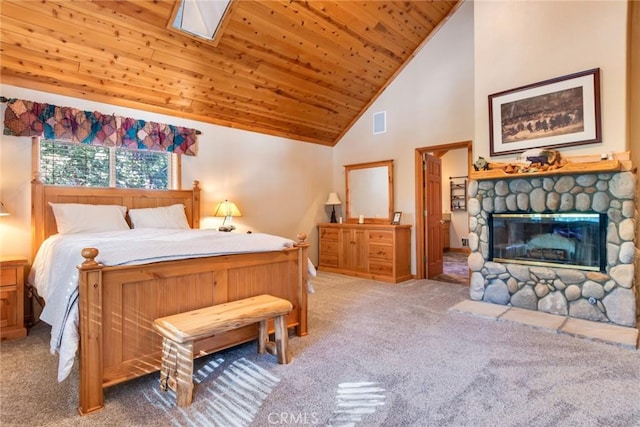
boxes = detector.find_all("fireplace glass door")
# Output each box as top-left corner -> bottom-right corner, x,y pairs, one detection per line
489,212 -> 606,272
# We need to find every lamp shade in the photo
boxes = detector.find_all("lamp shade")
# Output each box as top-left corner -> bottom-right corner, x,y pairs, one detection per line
213,200 -> 242,217
0,202 -> 9,216
325,192 -> 341,205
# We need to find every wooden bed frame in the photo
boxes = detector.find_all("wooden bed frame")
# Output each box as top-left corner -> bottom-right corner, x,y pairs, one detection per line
31,179 -> 309,415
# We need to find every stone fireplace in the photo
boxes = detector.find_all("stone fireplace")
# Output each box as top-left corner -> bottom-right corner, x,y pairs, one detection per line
468,169 -> 637,327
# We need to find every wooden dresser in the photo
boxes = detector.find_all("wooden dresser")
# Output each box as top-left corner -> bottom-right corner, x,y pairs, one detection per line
0,257 -> 28,340
318,223 -> 411,283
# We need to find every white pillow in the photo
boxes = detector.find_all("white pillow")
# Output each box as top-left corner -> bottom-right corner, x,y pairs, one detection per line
50,203 -> 129,234
128,204 -> 190,229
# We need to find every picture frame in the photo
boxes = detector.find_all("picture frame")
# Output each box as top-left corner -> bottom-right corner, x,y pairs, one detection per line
391,211 -> 402,225
489,68 -> 601,156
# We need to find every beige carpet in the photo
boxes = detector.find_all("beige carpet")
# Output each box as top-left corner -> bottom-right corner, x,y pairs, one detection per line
1,272 -> 639,426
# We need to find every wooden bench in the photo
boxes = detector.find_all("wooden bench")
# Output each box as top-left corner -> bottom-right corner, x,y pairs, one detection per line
153,294 -> 293,407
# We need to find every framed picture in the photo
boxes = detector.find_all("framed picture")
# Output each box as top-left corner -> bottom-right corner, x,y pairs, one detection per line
489,68 -> 601,156
391,211 -> 402,225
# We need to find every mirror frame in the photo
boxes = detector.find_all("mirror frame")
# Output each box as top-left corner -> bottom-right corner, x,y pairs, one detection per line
345,159 -> 394,224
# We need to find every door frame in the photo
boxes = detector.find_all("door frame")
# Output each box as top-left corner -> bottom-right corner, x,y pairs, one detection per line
414,141 -> 473,279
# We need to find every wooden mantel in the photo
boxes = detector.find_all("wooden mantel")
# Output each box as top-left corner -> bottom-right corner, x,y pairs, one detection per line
470,152 -> 634,181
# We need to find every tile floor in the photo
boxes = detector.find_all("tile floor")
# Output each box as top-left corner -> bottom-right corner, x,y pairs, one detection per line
436,250 -> 469,285
450,299 -> 639,349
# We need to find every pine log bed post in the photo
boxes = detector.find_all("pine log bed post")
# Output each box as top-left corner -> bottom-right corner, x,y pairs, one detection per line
31,175 -> 45,261
77,247 -> 105,415
295,233 -> 309,337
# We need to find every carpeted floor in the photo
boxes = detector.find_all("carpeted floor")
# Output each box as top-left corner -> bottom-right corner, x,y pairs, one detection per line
1,272 -> 639,427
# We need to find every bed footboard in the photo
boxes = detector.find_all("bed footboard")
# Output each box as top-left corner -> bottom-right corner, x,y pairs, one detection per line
76,236 -> 308,415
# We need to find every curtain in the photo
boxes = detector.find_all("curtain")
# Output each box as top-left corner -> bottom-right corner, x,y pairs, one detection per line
3,98 -> 198,156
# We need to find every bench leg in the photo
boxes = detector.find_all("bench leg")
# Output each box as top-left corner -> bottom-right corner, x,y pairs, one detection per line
258,319 -> 268,355
258,317 -> 291,364
159,338 -> 195,407
160,338 -> 177,393
274,314 -> 291,364
174,341 -> 194,407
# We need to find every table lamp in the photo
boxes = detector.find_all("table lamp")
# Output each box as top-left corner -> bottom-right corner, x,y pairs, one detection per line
214,200 -> 242,231
325,192 -> 341,223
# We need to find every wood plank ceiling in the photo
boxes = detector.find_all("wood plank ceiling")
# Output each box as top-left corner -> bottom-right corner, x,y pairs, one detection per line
0,0 -> 460,146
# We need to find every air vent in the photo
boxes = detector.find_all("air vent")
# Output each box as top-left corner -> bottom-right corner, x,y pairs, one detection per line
373,111 -> 387,135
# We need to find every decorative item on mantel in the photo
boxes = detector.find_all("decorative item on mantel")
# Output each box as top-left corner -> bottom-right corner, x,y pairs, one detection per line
325,192 -> 341,223
505,149 -> 564,174
473,157 -> 489,171
470,151 -> 633,180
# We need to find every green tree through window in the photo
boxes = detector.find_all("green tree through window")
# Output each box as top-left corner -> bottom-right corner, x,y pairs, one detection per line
40,140 -> 169,189
115,149 -> 169,189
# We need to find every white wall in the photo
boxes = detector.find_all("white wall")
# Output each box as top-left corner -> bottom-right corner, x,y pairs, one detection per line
632,1 -> 640,170
0,85 -> 333,262
474,0 -> 629,161
334,1 -> 475,273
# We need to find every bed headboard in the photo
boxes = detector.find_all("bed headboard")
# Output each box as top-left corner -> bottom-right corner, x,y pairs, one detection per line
31,179 -> 201,259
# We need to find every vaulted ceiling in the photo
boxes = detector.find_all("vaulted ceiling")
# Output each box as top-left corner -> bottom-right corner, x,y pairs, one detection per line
0,0 -> 461,146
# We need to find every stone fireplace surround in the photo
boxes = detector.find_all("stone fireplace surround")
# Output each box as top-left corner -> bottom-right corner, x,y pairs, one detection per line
467,170 -> 637,327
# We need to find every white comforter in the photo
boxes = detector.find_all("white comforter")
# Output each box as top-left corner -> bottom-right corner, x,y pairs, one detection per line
29,229 -> 299,382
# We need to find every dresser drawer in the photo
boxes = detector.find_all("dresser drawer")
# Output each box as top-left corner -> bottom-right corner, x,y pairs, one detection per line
0,259 -> 27,340
368,244 -> 393,261
319,228 -> 339,241
369,262 -> 393,276
321,240 -> 339,254
319,239 -> 338,267
319,254 -> 338,268
0,286 -> 18,327
368,230 -> 393,244
0,268 -> 17,287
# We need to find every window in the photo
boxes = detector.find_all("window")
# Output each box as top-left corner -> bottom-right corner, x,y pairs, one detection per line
115,149 -> 170,189
39,140 -> 175,189
170,0 -> 232,44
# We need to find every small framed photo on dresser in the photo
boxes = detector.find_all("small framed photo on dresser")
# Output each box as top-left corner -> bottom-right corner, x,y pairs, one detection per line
391,211 -> 402,225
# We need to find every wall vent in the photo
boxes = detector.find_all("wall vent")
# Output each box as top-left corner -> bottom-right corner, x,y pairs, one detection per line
373,111 -> 387,135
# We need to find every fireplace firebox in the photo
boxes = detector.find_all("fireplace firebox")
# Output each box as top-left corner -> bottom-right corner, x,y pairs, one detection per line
489,212 -> 606,272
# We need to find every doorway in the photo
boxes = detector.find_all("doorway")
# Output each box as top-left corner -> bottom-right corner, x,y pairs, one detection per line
414,141 -> 472,281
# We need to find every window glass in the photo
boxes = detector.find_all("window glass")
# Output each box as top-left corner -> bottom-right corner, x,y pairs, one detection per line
115,149 -> 168,189
40,140 -> 170,189
40,140 -> 109,187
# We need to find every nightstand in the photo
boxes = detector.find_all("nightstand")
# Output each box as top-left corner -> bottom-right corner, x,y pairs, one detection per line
0,257 -> 28,340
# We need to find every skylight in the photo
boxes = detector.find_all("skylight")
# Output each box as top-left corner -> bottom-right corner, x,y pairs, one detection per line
172,0 -> 232,41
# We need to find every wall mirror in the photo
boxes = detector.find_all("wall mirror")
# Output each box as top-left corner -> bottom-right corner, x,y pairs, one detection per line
345,159 -> 394,224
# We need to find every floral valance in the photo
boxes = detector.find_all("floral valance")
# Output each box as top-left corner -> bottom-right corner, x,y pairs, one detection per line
2,98 -> 199,156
